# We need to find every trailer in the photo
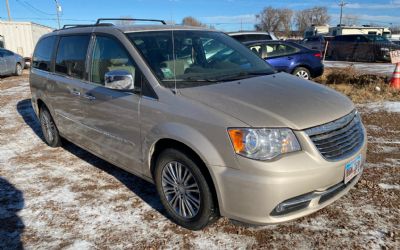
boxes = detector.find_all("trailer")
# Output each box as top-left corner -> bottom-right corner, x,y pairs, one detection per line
0,21 -> 53,66
329,25 -> 391,38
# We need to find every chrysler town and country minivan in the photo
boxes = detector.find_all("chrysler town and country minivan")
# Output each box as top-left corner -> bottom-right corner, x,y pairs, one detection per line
30,19 -> 367,230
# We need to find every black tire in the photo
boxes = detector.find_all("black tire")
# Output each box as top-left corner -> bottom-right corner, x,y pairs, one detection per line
293,67 -> 311,80
39,107 -> 61,147
15,63 -> 23,76
154,148 -> 218,230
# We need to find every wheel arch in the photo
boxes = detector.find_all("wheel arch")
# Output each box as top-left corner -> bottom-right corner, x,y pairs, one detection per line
149,138 -> 221,215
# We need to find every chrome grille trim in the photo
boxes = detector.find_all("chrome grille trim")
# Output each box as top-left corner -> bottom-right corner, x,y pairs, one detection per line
305,110 -> 364,161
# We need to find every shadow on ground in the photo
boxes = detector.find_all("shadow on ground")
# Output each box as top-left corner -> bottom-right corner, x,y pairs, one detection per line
16,99 -> 166,217
0,177 -> 25,249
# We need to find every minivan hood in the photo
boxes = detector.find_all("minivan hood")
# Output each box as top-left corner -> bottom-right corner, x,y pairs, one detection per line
179,73 -> 354,130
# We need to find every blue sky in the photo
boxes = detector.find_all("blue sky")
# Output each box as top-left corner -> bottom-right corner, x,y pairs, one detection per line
1,0 -> 400,31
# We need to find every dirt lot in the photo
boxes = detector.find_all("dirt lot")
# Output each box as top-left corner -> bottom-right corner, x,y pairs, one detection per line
0,73 -> 399,249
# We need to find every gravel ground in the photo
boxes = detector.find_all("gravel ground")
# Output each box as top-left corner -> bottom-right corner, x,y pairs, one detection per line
0,73 -> 399,249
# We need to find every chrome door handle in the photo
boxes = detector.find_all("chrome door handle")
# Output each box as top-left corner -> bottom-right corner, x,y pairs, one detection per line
71,90 -> 81,96
83,94 -> 96,101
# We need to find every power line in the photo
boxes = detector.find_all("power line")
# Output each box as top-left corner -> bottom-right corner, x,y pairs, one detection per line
23,1 -> 55,16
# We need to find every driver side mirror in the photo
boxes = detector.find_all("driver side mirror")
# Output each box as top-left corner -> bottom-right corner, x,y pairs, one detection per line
104,70 -> 135,91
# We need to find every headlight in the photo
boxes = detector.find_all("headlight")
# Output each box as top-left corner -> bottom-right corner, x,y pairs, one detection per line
380,47 -> 390,52
228,128 -> 301,160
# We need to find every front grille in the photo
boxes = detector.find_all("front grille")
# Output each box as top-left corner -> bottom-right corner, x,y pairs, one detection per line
305,110 -> 364,161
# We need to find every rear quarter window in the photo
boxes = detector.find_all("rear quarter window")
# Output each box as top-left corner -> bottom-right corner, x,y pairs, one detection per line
32,36 -> 56,71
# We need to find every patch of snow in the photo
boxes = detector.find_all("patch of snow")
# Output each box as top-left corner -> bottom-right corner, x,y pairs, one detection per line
358,101 -> 400,113
378,183 -> 400,190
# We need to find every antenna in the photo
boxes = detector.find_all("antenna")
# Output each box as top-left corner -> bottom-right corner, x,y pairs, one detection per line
169,4 -> 177,94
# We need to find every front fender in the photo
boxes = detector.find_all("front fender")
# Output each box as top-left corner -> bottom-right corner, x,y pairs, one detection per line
142,122 -> 227,178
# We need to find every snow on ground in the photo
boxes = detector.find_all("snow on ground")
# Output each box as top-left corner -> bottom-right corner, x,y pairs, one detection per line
358,101 -> 400,114
0,74 -> 399,248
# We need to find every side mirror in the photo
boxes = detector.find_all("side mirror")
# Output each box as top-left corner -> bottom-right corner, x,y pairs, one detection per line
104,70 -> 135,91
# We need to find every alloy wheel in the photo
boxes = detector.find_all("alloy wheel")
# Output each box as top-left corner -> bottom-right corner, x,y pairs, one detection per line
296,70 -> 309,79
41,112 -> 54,143
161,161 -> 201,219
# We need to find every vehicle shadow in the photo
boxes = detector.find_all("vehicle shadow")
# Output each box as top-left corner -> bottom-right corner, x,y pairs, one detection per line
16,99 -> 166,217
0,177 -> 25,249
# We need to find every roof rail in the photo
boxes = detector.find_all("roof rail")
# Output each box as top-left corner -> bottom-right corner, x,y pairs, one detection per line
59,23 -> 114,30
95,18 -> 166,25
62,24 -> 92,29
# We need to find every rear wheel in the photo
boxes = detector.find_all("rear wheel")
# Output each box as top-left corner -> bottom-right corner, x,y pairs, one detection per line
154,148 -> 218,230
293,67 -> 311,80
15,63 -> 22,76
39,107 -> 61,147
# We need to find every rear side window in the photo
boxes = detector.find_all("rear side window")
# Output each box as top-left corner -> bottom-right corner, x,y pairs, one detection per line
55,35 -> 90,79
264,43 -> 299,58
32,36 -> 56,71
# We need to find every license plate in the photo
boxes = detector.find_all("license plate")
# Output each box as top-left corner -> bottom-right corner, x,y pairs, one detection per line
344,155 -> 363,184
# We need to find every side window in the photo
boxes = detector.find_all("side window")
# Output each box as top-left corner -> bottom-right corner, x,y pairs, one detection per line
32,36 -> 56,72
264,44 -> 299,58
90,36 -> 136,85
55,35 -> 90,79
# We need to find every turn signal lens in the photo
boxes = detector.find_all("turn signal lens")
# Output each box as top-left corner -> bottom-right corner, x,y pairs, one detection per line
228,129 -> 244,153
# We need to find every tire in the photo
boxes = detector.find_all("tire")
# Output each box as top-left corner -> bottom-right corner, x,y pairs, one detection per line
15,63 -> 23,76
293,67 -> 311,80
39,107 -> 61,147
154,148 -> 218,230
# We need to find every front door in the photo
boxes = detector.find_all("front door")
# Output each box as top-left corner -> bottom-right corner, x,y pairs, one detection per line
80,35 -> 142,174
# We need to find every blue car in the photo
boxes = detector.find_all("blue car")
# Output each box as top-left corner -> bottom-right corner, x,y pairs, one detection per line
244,40 -> 324,80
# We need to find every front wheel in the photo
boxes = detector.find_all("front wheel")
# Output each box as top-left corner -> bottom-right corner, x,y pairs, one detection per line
154,148 -> 218,230
293,67 -> 311,80
15,63 -> 23,76
39,107 -> 61,147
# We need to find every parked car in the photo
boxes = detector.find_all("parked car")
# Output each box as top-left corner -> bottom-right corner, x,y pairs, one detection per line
228,31 -> 278,42
30,19 -> 367,230
244,40 -> 324,79
0,48 -> 24,76
327,34 -> 400,62
301,35 -> 334,53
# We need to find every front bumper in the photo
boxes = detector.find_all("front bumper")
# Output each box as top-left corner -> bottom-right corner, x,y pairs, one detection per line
209,130 -> 367,225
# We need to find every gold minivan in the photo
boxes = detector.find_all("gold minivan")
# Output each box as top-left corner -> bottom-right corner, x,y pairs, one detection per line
30,18 -> 366,230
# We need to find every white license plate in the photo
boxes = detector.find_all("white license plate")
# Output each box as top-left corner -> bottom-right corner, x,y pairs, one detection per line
344,155 -> 363,184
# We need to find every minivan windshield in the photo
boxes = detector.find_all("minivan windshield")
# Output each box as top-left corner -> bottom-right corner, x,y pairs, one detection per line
127,30 -> 274,88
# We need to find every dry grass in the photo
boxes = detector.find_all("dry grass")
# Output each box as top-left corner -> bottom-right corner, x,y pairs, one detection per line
315,67 -> 400,103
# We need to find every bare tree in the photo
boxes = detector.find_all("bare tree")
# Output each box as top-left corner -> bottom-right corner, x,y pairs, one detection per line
295,6 -> 330,33
255,6 -> 293,36
342,14 -> 359,26
182,17 -> 206,27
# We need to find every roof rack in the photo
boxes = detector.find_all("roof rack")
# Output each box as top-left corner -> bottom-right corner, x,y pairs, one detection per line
61,23 -> 113,30
95,18 -> 166,25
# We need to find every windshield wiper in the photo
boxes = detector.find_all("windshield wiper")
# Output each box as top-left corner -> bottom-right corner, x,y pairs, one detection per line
216,71 -> 272,81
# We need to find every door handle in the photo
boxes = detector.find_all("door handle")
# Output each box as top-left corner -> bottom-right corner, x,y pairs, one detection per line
287,56 -> 293,60
83,94 -> 96,101
71,90 -> 81,96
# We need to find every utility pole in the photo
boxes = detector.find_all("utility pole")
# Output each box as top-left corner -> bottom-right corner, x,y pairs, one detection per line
54,0 -> 61,29
6,0 -> 12,21
338,0 -> 347,26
